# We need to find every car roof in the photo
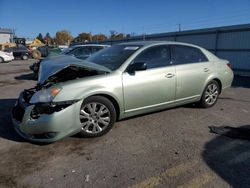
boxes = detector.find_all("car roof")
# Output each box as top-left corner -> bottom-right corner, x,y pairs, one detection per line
118,41 -> 202,48
71,44 -> 110,47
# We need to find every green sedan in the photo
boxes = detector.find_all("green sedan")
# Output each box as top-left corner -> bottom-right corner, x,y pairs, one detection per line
11,41 -> 234,142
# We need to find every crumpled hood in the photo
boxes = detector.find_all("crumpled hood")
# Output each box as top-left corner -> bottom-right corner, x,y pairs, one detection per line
38,54 -> 111,85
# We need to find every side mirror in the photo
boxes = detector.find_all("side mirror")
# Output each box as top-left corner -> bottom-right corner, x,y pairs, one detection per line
127,62 -> 147,74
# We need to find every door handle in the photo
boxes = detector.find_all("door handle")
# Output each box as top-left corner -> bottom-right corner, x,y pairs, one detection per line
165,73 -> 175,78
204,68 -> 210,72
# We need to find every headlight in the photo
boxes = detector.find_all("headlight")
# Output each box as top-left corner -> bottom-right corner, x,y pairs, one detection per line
30,88 -> 61,104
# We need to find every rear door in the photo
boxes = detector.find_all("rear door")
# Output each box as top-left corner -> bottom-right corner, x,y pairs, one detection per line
171,45 -> 212,101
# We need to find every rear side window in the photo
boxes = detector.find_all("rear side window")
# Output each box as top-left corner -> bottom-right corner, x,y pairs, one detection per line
172,45 -> 208,65
134,45 -> 171,69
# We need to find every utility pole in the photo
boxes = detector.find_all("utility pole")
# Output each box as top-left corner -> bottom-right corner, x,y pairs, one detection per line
142,26 -> 146,41
143,32 -> 146,41
178,24 -> 181,32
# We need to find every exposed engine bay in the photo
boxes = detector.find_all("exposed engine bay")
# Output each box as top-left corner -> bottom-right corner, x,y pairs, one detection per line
13,55 -> 112,121
18,64 -> 106,119
38,65 -> 102,88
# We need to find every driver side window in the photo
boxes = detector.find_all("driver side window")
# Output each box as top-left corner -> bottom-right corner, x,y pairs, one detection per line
133,45 -> 171,69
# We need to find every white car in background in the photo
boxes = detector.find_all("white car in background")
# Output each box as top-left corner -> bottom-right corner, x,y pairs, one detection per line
0,51 -> 14,63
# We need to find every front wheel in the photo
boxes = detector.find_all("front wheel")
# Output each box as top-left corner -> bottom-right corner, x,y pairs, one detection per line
78,96 -> 116,137
199,80 -> 220,108
0,57 -> 4,63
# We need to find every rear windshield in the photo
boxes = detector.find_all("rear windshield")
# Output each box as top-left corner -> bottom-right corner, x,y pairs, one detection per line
87,45 -> 142,70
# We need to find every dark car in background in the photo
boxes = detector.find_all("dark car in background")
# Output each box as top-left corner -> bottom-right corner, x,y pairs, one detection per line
5,45 -> 31,60
30,44 -> 110,77
31,46 -> 50,59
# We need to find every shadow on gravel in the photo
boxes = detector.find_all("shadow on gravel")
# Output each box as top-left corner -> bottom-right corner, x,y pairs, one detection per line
0,98 -> 24,142
0,98 -> 96,144
232,75 -> 250,88
203,125 -> 250,187
0,96 -> 96,187
219,97 -> 250,103
15,73 -> 36,81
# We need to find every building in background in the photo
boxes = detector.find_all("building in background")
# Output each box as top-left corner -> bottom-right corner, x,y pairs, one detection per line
79,24 -> 250,74
0,28 -> 14,43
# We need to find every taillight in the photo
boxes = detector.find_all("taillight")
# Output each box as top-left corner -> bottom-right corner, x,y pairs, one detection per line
227,63 -> 232,69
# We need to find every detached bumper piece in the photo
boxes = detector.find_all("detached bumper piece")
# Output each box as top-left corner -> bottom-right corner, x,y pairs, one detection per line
11,89 -> 80,142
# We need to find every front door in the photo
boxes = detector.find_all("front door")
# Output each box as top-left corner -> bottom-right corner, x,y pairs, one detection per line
122,45 -> 176,113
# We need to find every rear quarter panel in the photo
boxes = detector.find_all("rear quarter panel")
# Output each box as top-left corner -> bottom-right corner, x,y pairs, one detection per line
214,60 -> 234,90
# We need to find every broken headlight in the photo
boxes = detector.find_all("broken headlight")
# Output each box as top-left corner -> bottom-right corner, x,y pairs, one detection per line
30,88 -> 61,104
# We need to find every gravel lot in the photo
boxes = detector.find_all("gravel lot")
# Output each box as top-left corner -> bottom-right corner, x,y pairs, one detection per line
0,59 -> 250,188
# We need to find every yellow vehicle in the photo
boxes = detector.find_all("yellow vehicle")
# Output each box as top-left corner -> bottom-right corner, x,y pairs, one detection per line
0,38 -> 46,59
0,42 -> 16,51
26,39 -> 45,59
0,38 -> 27,51
27,38 -> 44,48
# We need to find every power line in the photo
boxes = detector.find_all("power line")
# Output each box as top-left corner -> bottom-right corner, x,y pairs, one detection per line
134,11 -> 250,35
132,8 -> 250,32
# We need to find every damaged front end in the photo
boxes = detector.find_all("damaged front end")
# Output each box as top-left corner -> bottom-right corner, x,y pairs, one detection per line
12,56 -> 111,142
11,87 -> 81,142
14,88 -> 78,120
37,55 -> 111,86
38,64 -> 102,88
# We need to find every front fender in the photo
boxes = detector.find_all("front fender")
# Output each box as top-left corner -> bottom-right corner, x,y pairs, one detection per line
52,73 -> 124,116
78,88 -> 123,109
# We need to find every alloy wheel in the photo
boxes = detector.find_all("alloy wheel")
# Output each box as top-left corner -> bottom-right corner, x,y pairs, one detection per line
204,83 -> 218,105
80,102 -> 111,134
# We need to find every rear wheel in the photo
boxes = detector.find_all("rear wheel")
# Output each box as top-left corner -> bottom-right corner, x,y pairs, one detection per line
22,54 -> 28,60
199,80 -> 220,108
78,96 -> 116,137
32,50 -> 41,59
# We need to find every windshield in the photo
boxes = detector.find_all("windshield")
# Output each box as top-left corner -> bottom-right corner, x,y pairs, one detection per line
86,45 -> 142,70
60,46 -> 76,54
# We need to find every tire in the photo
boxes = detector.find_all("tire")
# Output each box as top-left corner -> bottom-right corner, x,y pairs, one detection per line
199,80 -> 220,108
0,57 -> 4,63
22,54 -> 28,60
32,50 -> 41,59
78,96 -> 116,137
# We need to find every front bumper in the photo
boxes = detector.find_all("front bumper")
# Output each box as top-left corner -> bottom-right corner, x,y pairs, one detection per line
11,91 -> 83,143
